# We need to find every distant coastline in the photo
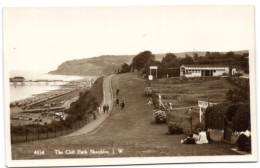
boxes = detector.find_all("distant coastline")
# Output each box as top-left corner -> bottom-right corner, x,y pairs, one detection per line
9,70 -> 91,102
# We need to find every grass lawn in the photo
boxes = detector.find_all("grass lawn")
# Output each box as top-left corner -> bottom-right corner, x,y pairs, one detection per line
11,72 -> 238,160
151,78 -> 237,129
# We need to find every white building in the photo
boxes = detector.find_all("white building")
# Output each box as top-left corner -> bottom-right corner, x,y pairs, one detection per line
180,65 -> 236,77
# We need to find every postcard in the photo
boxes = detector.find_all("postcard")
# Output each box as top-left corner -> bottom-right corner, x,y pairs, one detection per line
3,6 -> 257,167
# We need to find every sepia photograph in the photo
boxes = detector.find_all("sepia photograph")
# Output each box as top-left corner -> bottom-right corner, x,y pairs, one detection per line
2,4 -> 257,167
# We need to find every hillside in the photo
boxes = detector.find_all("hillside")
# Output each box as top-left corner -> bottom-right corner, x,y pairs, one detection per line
49,50 -> 248,76
49,55 -> 134,76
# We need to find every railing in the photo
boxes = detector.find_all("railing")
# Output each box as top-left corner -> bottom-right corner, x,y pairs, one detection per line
11,119 -> 88,144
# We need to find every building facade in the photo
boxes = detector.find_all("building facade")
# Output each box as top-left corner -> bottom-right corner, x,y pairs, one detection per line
180,65 -> 236,77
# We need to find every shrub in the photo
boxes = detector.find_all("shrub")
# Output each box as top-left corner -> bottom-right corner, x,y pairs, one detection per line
168,121 -> 183,134
232,72 -> 243,77
144,87 -> 153,96
153,110 -> 167,123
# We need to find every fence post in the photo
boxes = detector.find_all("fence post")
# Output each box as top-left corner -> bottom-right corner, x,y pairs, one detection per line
190,116 -> 193,132
34,124 -> 36,141
46,126 -> 48,139
25,125 -> 28,141
37,124 -> 40,140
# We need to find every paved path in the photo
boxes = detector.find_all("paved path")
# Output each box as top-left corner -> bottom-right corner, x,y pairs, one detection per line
65,75 -> 114,137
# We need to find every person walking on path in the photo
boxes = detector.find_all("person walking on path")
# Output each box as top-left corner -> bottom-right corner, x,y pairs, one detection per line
103,105 -> 105,113
116,89 -> 120,95
116,98 -> 119,105
113,98 -> 117,106
121,101 -> 125,110
106,104 -> 109,112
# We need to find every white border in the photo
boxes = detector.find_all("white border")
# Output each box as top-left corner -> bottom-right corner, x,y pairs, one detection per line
1,1 -> 259,168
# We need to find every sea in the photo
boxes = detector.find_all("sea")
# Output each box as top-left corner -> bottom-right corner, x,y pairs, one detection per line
9,70 -> 88,102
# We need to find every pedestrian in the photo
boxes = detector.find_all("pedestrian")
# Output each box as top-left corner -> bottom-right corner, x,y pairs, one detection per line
103,104 -> 106,113
121,101 -> 125,110
106,104 -> 109,112
116,89 -> 119,95
113,98 -> 117,105
169,102 -> 173,110
188,107 -> 193,114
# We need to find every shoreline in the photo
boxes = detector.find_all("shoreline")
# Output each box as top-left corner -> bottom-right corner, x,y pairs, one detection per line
10,75 -> 99,126
10,75 -> 97,103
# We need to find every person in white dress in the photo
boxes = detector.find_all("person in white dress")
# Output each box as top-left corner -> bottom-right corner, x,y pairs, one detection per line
196,129 -> 209,144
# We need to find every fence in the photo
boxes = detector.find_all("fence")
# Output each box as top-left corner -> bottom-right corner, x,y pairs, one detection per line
166,111 -> 204,134
11,119 -> 88,144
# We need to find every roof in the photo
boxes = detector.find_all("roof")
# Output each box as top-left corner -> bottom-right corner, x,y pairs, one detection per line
181,64 -> 230,68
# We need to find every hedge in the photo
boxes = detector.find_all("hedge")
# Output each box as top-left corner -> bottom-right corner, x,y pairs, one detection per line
205,103 -> 251,132
205,103 -> 230,130
233,104 -> 250,131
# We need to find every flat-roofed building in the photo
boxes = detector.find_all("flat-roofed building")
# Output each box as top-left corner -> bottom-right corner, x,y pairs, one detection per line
180,65 -> 236,77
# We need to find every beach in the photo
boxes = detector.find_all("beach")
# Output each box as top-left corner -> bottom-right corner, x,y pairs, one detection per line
9,71 -> 97,126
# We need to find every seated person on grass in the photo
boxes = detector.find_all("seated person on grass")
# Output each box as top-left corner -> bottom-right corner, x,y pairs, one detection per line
193,131 -> 200,141
181,134 -> 196,144
235,129 -> 251,152
195,128 -> 208,144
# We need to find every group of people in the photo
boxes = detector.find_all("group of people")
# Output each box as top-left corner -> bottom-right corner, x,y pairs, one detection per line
114,88 -> 126,110
114,97 -> 126,110
181,128 -> 212,145
103,104 -> 110,113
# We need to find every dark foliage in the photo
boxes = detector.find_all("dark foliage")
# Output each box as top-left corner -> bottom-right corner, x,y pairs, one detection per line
225,77 -> 250,104
233,104 -> 251,131
205,103 -> 230,130
131,51 -> 155,70
121,63 -> 132,73
205,103 -> 250,132
168,121 -> 183,134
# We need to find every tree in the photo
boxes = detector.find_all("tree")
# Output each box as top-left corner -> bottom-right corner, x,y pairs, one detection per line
121,63 -> 131,73
225,82 -> 249,104
180,54 -> 194,65
131,51 -> 155,70
193,53 -> 199,60
225,51 -> 235,58
161,53 -> 177,63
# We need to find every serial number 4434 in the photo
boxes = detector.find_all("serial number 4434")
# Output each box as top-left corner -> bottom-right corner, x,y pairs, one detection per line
34,150 -> 45,155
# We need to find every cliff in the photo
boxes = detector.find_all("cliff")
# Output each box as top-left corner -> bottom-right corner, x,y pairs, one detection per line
49,55 -> 134,76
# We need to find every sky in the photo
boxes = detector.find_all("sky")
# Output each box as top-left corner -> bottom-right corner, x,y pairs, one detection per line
3,6 -> 254,71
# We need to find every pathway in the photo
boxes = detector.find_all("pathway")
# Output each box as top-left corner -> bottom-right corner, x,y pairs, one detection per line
65,75 -> 114,137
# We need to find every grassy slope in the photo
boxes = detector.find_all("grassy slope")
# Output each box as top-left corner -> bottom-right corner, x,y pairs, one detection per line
11,72 -> 237,160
